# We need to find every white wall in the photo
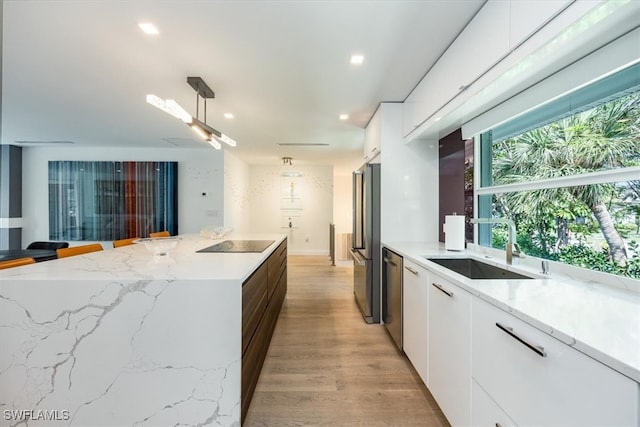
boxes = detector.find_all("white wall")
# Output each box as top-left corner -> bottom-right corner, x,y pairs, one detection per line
223,151 -> 251,233
248,164 -> 333,255
332,174 -> 352,235
21,146 -> 224,246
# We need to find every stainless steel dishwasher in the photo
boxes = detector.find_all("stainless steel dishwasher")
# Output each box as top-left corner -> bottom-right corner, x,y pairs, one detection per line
382,248 -> 403,350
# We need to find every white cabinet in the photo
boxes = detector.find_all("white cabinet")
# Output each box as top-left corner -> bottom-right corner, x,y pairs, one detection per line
428,273 -> 471,426
471,379 -> 517,427
364,106 -> 381,162
472,297 -> 639,426
403,1 -> 510,138
402,0 -> 573,139
402,259 -> 428,384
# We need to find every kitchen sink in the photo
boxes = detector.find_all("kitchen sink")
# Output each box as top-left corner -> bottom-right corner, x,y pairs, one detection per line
425,257 -> 534,280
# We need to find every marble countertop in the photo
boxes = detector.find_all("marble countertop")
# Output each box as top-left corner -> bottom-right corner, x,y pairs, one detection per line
0,233 -> 286,426
1,233 -> 286,283
383,241 -> 640,383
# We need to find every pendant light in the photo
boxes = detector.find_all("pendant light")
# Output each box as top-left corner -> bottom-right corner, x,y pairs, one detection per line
147,76 -> 237,149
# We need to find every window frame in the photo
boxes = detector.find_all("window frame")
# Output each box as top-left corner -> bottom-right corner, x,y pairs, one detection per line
473,63 -> 640,283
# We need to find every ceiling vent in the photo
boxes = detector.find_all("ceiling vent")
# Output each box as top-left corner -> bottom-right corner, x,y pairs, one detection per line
162,137 -> 204,147
14,140 -> 75,145
276,143 -> 329,147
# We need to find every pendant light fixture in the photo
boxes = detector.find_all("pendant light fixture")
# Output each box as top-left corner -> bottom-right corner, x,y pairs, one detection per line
281,157 -> 302,177
147,76 -> 237,149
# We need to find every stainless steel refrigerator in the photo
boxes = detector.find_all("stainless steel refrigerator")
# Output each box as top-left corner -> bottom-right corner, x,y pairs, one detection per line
351,163 -> 381,324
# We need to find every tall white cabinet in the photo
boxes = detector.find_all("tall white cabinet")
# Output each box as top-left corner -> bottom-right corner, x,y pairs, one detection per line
371,102 -> 439,244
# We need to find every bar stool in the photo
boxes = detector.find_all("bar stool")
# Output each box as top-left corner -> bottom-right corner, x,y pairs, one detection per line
0,257 -> 36,270
57,243 -> 104,258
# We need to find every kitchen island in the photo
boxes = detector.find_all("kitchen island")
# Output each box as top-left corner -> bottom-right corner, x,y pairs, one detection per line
0,233 -> 287,426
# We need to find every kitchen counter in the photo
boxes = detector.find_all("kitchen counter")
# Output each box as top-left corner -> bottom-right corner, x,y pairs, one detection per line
1,233 -> 285,282
383,241 -> 640,383
0,233 -> 286,426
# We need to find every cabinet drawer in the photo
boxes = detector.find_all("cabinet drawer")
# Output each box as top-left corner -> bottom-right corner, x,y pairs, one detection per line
241,296 -> 272,422
242,262 -> 268,355
472,297 -> 639,426
471,379 -> 517,427
268,240 -> 287,300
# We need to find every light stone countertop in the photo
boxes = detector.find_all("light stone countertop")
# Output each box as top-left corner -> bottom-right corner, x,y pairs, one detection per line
383,241 -> 640,383
1,233 -> 286,282
0,233 -> 286,427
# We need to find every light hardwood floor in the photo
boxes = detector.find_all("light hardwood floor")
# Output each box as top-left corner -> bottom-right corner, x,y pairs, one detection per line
244,256 -> 449,426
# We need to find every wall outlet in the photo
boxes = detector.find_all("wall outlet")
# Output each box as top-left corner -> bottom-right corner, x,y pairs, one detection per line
206,210 -> 218,217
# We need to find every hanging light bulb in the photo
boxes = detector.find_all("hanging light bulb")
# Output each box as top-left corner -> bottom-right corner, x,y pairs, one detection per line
207,138 -> 222,150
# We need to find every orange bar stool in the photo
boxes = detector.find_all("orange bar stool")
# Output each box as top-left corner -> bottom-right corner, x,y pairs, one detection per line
57,243 -> 104,258
149,231 -> 170,238
113,237 -> 140,248
0,257 -> 36,270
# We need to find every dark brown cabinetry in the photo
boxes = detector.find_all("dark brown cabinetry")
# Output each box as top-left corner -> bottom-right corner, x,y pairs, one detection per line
241,239 -> 287,423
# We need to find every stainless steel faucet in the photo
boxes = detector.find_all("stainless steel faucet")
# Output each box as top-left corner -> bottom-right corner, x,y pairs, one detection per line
541,260 -> 549,274
470,218 -> 523,265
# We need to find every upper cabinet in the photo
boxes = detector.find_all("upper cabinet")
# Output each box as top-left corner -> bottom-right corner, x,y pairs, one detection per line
403,0 -> 572,139
364,106 -> 381,162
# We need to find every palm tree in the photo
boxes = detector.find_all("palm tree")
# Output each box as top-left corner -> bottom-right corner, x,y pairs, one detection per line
493,93 -> 640,265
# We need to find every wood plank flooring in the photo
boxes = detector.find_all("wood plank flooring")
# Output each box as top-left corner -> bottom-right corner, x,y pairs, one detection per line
244,256 -> 449,426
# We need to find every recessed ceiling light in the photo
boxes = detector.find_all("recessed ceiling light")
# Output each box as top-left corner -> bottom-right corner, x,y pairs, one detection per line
434,117 -> 442,122
339,114 -> 349,120
350,54 -> 364,65
138,22 -> 159,35
224,113 -> 234,119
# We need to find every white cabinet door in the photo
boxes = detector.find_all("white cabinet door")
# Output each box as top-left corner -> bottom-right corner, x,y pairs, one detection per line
472,297 -> 639,426
428,273 -> 471,426
402,259 -> 428,384
364,108 -> 381,162
471,379 -> 517,427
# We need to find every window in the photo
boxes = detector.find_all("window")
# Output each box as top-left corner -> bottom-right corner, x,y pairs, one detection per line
477,63 -> 640,279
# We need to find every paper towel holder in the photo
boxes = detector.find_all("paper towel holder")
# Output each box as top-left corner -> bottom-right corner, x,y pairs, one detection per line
444,213 -> 466,251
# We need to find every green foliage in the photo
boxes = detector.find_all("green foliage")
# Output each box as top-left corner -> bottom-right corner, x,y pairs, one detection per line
558,244 -> 618,274
488,91 -> 640,275
558,242 -> 640,279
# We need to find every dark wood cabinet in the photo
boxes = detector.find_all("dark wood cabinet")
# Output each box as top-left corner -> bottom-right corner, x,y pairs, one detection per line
242,262 -> 268,355
241,238 -> 287,423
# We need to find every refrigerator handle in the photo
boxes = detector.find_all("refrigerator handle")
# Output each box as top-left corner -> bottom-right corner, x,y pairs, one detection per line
352,171 -> 356,248
350,249 -> 366,266
352,169 -> 364,249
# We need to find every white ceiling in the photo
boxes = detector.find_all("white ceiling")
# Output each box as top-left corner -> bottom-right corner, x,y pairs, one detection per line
1,0 -> 485,174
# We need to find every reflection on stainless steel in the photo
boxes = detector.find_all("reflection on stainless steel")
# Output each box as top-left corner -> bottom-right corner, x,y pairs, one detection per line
470,218 -> 523,265
426,257 -> 534,280
383,248 -> 403,350
352,163 -> 381,323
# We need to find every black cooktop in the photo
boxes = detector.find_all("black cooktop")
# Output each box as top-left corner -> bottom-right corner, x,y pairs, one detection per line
197,240 -> 275,253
